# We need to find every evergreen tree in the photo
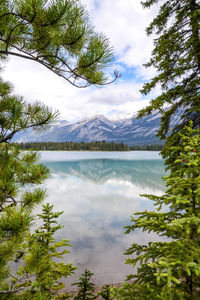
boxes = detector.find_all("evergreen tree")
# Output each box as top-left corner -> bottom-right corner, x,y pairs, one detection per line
0,75 -> 58,295
0,143 -> 51,295
12,141 -> 130,151
0,0 -> 118,87
15,203 -> 75,299
137,0 -> 200,139
0,77 -> 58,143
73,269 -> 97,300
118,1 -> 200,299
98,284 -> 113,300
116,124 -> 200,299
0,0 -> 115,296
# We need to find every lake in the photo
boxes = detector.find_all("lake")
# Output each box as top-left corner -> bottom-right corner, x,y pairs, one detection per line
39,151 -> 166,286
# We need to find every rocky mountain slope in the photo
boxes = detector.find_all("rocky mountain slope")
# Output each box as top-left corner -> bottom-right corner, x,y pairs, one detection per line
12,111 -> 181,145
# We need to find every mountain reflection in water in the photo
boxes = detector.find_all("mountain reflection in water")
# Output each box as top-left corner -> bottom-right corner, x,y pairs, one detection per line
40,152 -> 166,285
44,159 -> 165,190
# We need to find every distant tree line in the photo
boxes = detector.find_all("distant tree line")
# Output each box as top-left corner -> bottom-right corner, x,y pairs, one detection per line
1,0 -> 200,298
12,142 -> 164,151
13,141 -> 130,151
130,144 -> 163,151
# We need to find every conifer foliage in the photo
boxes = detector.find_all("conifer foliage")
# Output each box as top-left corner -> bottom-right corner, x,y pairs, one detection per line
16,203 -> 75,299
0,0 -> 115,297
138,0 -> 200,139
0,77 -> 59,296
117,0 -> 200,298
116,123 -> 200,299
0,143 -> 50,294
73,269 -> 97,300
0,0 -> 118,87
0,77 -> 58,143
98,284 -> 113,300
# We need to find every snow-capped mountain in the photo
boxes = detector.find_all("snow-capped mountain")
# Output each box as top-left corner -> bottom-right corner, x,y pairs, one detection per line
12,111 -> 181,145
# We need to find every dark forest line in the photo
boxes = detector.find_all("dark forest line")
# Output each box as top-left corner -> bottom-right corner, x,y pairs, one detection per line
12,141 -> 163,151
12,141 -> 130,151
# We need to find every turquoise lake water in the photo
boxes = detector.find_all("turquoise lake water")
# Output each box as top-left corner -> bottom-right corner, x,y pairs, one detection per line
39,151 -> 166,285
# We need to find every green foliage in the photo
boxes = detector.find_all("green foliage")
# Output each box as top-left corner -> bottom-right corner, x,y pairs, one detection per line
0,0 -> 117,87
73,269 -> 97,300
0,73 -> 59,296
0,77 -> 58,143
13,203 -> 76,299
130,144 -> 163,151
121,123 -> 200,299
121,1 -> 200,298
0,0 -> 116,296
0,82 -> 74,298
98,284 -> 113,300
137,0 -> 200,139
112,282 -> 167,300
0,142 -> 50,291
13,141 -> 130,151
0,16 -> 63,297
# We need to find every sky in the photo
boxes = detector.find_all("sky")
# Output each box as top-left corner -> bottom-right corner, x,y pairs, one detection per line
2,0 -> 159,123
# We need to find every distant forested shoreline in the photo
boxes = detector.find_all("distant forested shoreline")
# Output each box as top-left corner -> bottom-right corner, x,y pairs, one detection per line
12,141 -> 163,151
12,141 -> 129,151
129,144 -> 163,151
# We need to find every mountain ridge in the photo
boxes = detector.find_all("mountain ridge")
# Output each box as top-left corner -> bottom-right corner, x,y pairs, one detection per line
12,111 -> 181,145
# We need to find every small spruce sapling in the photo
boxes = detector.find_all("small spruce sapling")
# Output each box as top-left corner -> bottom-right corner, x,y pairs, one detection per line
98,284 -> 113,300
73,269 -> 97,300
16,203 -> 76,299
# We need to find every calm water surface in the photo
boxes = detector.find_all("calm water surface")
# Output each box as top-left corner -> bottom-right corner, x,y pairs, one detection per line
39,151 -> 165,285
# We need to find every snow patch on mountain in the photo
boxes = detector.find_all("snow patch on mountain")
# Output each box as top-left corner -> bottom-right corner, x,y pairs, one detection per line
12,110 -> 180,145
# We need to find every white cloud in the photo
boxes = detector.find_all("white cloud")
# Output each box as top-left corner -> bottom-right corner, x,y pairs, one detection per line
82,0 -> 157,68
1,0 -> 159,122
37,169 -> 165,285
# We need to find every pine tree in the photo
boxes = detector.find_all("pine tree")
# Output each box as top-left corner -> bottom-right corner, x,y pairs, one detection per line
137,0 -> 200,139
0,0 -> 118,87
73,269 -> 97,300
0,77 -> 58,143
117,1 -> 200,298
116,123 -> 200,299
0,0 -> 115,296
0,74 -> 58,295
98,284 -> 113,300
12,203 -> 76,299
0,143 -> 51,294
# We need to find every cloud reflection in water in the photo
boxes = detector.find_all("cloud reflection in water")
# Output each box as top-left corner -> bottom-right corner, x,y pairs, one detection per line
41,153 -> 166,285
